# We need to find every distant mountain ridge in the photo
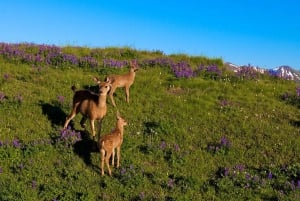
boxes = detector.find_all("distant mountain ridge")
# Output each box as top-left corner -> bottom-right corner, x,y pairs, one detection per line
224,62 -> 300,81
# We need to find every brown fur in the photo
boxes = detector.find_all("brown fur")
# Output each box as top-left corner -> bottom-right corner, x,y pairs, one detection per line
105,60 -> 138,107
99,112 -> 127,176
63,77 -> 111,140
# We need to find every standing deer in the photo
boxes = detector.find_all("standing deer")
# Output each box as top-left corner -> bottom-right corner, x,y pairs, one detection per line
63,77 -> 111,140
99,112 -> 127,176
105,60 -> 139,107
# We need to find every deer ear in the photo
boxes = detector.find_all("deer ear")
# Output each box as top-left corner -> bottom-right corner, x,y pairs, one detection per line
93,77 -> 101,84
105,77 -> 111,83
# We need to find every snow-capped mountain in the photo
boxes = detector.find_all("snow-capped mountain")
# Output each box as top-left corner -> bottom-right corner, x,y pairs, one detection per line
224,62 -> 300,81
269,66 -> 300,81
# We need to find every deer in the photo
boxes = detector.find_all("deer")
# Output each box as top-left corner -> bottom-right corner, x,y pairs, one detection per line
63,77 -> 111,140
99,112 -> 127,176
104,60 -> 139,107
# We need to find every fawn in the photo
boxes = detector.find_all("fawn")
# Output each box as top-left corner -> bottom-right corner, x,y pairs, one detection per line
99,112 -> 127,176
104,60 -> 138,107
63,77 -> 111,140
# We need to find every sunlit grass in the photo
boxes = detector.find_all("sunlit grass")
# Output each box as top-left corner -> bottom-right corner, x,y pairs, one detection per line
0,44 -> 300,200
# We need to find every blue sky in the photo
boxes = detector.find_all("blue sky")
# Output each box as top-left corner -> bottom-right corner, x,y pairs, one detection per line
1,0 -> 300,69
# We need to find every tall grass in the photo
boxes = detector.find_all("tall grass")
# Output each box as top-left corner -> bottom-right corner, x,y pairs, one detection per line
0,43 -> 299,200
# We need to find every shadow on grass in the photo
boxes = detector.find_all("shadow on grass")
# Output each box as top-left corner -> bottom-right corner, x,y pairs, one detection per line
290,119 -> 300,127
73,131 -> 100,172
39,100 -> 100,172
39,100 -> 67,127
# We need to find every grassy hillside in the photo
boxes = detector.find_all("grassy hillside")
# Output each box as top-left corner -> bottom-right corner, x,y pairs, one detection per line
0,43 -> 300,200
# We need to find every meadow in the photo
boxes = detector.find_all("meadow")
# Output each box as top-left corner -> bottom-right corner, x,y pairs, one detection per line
0,43 -> 300,201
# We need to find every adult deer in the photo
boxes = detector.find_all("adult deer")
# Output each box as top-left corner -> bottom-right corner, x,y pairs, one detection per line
63,77 -> 111,140
105,60 -> 138,107
99,112 -> 127,176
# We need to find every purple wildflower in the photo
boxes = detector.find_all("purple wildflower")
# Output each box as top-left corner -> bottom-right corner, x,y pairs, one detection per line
220,136 -> 231,147
267,171 -> 273,179
159,141 -> 167,150
12,139 -> 21,148
32,180 -> 37,189
0,167 -> 3,173
234,164 -> 245,172
297,180 -> 300,189
167,179 -> 175,188
3,73 -> 10,80
120,167 -> 127,175
297,87 -> 300,97
174,143 -> 180,152
245,173 -> 251,180
15,94 -> 23,103
19,163 -> 24,170
57,95 -> 65,104
224,167 -> 230,177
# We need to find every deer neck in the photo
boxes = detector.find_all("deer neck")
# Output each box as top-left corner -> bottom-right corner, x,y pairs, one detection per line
116,123 -> 124,137
129,69 -> 136,79
98,94 -> 107,107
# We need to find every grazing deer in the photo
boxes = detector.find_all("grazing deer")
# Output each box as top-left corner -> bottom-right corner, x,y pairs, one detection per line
105,60 -> 139,107
63,77 -> 111,140
99,112 -> 127,176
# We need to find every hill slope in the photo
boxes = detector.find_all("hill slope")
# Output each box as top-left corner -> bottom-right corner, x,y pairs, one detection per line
0,43 -> 300,200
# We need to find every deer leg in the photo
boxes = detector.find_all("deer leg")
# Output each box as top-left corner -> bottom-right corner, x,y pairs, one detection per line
100,148 -> 105,176
116,147 -> 121,168
96,119 -> 103,140
90,119 -> 96,140
109,87 -> 117,107
125,87 -> 130,103
80,116 -> 87,128
111,149 -> 115,166
105,151 -> 112,176
63,103 -> 79,129
63,111 -> 76,129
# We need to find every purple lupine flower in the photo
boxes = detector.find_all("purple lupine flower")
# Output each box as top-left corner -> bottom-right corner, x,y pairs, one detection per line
57,95 -> 65,104
15,94 -> 23,103
296,87 -> 300,97
224,167 -> 230,177
267,171 -> 273,179
12,139 -> 21,148
219,99 -> 229,107
32,180 -> 37,189
0,167 -> 3,173
19,163 -> 24,170
245,173 -> 251,180
120,167 -> 127,175
234,164 -> 245,172
159,141 -> 167,150
220,136 -> 231,147
174,143 -> 180,152
297,180 -> 300,189
167,179 -> 175,188
3,73 -> 10,80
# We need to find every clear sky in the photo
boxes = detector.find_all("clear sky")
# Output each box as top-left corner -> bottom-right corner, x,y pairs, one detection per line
1,0 -> 300,69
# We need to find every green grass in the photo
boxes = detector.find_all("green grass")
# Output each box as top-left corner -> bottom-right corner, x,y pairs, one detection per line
0,47 -> 300,201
